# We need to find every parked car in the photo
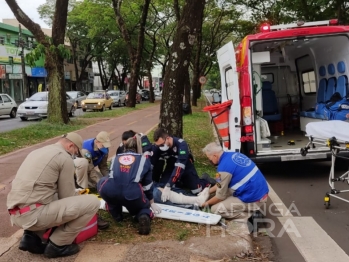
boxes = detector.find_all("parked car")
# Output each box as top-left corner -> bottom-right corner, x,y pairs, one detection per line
139,90 -> 150,101
67,91 -> 87,107
81,90 -> 113,112
107,90 -> 126,107
0,93 -> 17,118
17,91 -> 75,121
125,91 -> 141,104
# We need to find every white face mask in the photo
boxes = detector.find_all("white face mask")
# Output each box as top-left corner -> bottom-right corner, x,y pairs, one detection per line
159,144 -> 169,151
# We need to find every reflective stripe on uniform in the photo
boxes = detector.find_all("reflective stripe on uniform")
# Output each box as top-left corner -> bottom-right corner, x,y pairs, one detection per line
178,139 -> 184,143
230,166 -> 258,191
134,155 -> 146,182
175,162 -> 185,169
143,182 -> 153,191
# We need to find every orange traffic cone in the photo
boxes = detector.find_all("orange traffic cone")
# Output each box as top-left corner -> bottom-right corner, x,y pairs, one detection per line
203,100 -> 232,149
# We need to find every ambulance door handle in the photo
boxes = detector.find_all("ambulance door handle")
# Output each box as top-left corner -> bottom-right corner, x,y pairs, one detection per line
235,117 -> 238,123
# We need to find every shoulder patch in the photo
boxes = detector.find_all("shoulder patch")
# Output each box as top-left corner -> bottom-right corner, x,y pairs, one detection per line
179,150 -> 186,155
119,155 -> 135,165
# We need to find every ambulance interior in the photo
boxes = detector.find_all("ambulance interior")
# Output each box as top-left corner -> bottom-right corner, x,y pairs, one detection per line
250,34 -> 349,155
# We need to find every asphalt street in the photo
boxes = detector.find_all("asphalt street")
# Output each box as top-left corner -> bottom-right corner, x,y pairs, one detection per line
258,160 -> 349,261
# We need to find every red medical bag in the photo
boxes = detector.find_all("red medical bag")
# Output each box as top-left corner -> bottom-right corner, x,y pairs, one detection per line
43,214 -> 98,244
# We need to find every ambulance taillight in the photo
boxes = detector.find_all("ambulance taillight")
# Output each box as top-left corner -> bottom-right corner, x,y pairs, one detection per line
242,96 -> 253,134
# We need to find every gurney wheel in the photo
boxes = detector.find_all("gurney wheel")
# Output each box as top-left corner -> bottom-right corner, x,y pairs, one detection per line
324,194 -> 330,209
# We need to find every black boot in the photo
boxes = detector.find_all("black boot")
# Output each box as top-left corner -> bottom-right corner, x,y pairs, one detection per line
44,241 -> 80,258
97,217 -> 110,230
138,214 -> 151,235
201,173 -> 217,187
18,230 -> 47,254
247,210 -> 264,233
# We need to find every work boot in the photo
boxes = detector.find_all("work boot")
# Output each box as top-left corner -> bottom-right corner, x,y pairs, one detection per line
138,214 -> 151,235
44,241 -> 80,258
247,210 -> 264,233
97,216 -> 110,230
201,173 -> 217,186
18,230 -> 47,254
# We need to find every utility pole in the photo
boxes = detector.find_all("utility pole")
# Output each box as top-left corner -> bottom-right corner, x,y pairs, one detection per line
18,24 -> 27,100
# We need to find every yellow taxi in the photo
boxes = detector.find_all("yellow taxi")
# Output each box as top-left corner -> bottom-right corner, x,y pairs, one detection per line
81,90 -> 113,112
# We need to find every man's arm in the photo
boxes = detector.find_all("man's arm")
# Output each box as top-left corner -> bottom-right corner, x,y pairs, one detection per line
167,140 -> 190,186
98,154 -> 109,177
57,157 -> 78,199
202,172 -> 232,207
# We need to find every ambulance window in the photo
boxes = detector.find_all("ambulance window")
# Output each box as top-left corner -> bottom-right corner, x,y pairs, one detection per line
302,71 -> 316,94
225,68 -> 235,100
261,73 -> 274,83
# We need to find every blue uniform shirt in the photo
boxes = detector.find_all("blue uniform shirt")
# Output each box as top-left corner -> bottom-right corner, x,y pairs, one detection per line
217,152 -> 269,203
151,137 -> 195,186
83,138 -> 109,167
109,152 -> 154,201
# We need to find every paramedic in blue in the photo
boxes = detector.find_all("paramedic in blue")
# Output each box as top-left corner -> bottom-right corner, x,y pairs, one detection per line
201,142 -> 269,219
97,134 -> 162,235
152,128 -> 210,202
74,131 -> 111,189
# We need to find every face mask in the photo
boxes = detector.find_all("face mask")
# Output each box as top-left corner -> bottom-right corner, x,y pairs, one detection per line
99,147 -> 108,154
159,144 -> 169,151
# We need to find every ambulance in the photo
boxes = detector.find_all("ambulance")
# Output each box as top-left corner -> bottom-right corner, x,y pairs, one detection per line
216,19 -> 349,162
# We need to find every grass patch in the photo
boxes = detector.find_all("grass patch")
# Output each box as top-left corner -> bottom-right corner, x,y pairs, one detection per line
94,210 -> 220,244
0,119 -> 97,156
96,98 -> 220,243
81,101 -> 158,118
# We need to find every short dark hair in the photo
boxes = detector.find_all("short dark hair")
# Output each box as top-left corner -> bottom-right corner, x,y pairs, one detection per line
153,128 -> 168,142
122,130 -> 136,141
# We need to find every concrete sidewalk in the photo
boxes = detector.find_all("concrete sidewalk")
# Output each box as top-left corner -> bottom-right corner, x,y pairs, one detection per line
0,104 -> 253,261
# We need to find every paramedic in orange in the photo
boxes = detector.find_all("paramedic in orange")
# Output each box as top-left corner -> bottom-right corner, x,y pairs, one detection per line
6,133 -> 100,259
201,142 -> 269,219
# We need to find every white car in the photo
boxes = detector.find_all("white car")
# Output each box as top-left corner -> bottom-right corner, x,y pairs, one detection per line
107,90 -> 126,107
0,93 -> 17,118
17,92 -> 76,121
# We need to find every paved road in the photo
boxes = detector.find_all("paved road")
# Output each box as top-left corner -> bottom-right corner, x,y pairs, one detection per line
258,160 -> 349,261
0,104 -> 160,238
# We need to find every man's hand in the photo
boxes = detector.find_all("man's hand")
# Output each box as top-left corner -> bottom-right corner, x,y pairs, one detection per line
161,185 -> 171,202
75,188 -> 90,195
151,203 -> 162,214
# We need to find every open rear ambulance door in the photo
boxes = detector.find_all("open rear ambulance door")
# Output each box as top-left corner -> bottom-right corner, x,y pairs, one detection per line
216,41 -> 241,152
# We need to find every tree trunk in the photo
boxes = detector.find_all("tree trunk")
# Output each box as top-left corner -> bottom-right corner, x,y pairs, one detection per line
147,67 -> 155,103
159,0 -> 205,137
46,52 -> 69,123
112,0 -> 151,107
5,0 -> 70,124
183,70 -> 192,114
191,30 -> 203,107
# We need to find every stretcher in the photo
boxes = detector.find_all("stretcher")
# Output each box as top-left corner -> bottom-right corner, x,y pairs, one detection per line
301,121 -> 349,208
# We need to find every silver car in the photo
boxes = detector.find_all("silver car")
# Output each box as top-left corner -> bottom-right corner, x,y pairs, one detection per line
0,93 -> 17,118
67,91 -> 87,108
17,92 -> 76,121
107,90 -> 126,107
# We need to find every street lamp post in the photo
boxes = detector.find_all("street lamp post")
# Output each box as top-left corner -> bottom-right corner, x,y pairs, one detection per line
18,24 -> 27,100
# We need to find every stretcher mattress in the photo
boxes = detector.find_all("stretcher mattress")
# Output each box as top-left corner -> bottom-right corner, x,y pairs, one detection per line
306,121 -> 349,142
